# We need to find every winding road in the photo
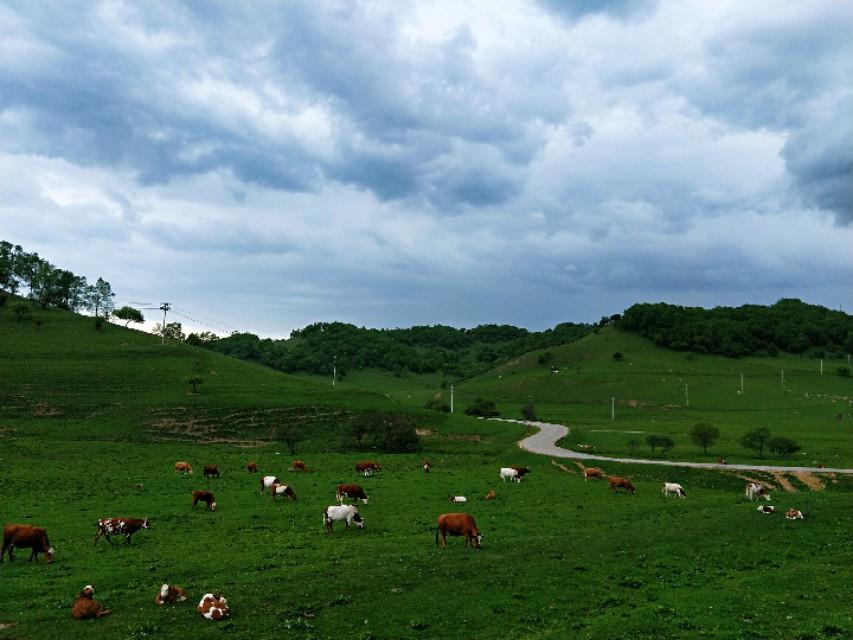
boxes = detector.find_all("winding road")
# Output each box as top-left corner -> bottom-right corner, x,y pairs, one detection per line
492,418 -> 853,474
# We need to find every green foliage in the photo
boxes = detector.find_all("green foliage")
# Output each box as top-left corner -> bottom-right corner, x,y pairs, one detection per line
155,321 -> 186,341
184,374 -> 204,393
688,422 -> 720,454
11,300 -> 30,322
768,436 -> 801,457
94,316 -> 106,331
646,434 -> 674,456
612,351 -> 624,361
740,427 -> 772,458
113,305 -> 144,327
343,412 -> 419,453
424,395 -> 450,412
464,397 -> 500,418
521,398 -> 537,421
278,421 -> 305,455
185,331 -> 220,346
838,366 -> 851,377
537,351 -> 552,365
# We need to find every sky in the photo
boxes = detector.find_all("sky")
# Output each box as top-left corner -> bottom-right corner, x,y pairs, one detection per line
1,0 -> 851,337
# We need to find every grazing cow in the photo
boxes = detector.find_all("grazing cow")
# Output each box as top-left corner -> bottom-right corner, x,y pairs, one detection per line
608,476 -> 637,494
203,464 -> 220,479
192,490 -> 217,511
785,509 -> 804,520
324,505 -> 364,532
1,524 -> 54,563
757,505 -> 776,514
94,517 -> 150,545
289,460 -> 307,472
436,513 -> 482,549
155,584 -> 187,605
449,496 -> 467,503
247,461 -> 258,473
336,483 -> 368,504
583,467 -> 604,481
260,475 -> 279,495
175,461 -> 193,474
422,460 -> 432,473
661,482 -> 687,498
72,585 -> 112,620
510,466 -> 531,479
745,483 -> 771,501
355,461 -> 381,476
500,467 -> 520,483
198,594 -> 230,621
483,489 -> 496,501
717,458 -> 728,465
271,483 -> 297,501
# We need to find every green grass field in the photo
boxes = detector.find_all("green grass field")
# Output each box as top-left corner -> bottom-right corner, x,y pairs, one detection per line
2,305 -> 853,639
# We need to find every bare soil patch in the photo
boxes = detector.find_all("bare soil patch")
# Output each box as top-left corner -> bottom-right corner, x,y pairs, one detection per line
729,473 -> 776,490
32,402 -> 63,417
792,472 -> 824,491
770,472 -> 797,493
551,460 -> 577,473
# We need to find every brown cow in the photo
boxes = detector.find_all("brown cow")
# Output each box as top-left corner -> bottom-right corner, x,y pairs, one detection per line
436,513 -> 482,549
422,460 -> 432,473
175,461 -> 193,474
203,464 -> 220,479
155,583 -> 187,605
289,460 -> 307,472
94,517 -> 150,544
336,483 -> 369,504
271,483 -> 297,500
355,461 -> 381,476
583,467 -> 604,481
247,461 -> 258,473
72,585 -> 112,620
483,489 -> 496,500
192,490 -> 217,511
1,524 -> 54,563
608,476 -> 637,494
510,466 -> 531,479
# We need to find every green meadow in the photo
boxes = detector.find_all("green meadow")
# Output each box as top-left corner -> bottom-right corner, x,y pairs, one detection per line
2,305 -> 853,639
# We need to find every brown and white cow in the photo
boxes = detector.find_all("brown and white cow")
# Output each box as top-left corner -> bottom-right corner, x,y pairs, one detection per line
260,475 -> 279,494
203,464 -> 220,479
422,460 -> 432,473
483,489 -> 496,501
192,490 -> 217,511
583,467 -> 605,481
198,593 -> 230,621
289,460 -> 307,472
1,524 -> 54,563
355,461 -> 381,476
608,476 -> 637,494
175,461 -> 193,474
785,508 -> 804,520
757,505 -> 776,514
247,461 -> 258,473
510,466 -> 531,479
324,505 -> 364,532
436,513 -> 482,549
336,483 -> 368,504
271,483 -> 297,500
94,517 -> 150,544
155,583 -> 187,605
72,585 -> 112,619
745,483 -> 771,501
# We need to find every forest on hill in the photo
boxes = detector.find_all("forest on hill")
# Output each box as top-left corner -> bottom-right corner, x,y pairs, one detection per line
619,299 -> 853,358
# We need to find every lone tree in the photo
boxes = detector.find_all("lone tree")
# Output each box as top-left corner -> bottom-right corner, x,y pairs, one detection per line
521,397 -> 537,421
740,427 -> 772,458
184,374 -> 203,394
278,422 -> 305,455
647,434 -> 675,456
768,436 -> 801,457
85,277 -> 115,318
113,306 -> 144,327
688,421 -> 720,455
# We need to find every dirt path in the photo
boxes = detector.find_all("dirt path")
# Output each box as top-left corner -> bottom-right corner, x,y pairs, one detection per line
492,418 -> 853,475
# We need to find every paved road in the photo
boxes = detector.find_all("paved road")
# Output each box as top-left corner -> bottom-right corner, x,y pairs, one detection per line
491,418 -> 853,474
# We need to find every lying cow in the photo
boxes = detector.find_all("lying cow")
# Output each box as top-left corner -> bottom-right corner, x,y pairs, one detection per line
785,509 -> 804,520
94,517 -> 150,545
757,505 -> 776,514
198,593 -> 230,621
289,460 -> 307,472
661,482 -> 686,498
271,483 -> 297,500
324,505 -> 364,532
436,513 -> 482,549
745,482 -> 771,501
175,461 -> 193,474
355,461 -> 381,476
192,490 -> 217,511
155,583 -> 187,605
203,464 -> 220,479
336,483 -> 368,504
260,475 -> 279,495
247,461 -> 258,473
449,496 -> 467,503
608,476 -> 637,494
1,524 -> 54,563
72,585 -> 112,620
483,489 -> 496,501
583,467 -> 604,481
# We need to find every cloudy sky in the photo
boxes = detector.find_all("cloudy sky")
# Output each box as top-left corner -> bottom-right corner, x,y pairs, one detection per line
1,1 -> 851,337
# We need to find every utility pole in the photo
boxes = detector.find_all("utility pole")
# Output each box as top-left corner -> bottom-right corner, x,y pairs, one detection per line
611,396 -> 615,421
740,374 -> 744,394
820,358 -> 823,376
684,384 -> 689,407
332,355 -> 336,387
450,384 -> 454,414
781,369 -> 785,387
159,302 -> 171,345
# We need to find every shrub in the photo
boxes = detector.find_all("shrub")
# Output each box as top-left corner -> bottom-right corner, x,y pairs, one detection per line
343,412 -> 419,453
184,374 -> 203,393
537,351 -> 552,365
424,395 -> 450,412
94,316 -> 106,331
646,435 -> 674,455
520,400 -> 537,421
612,352 -> 624,361
838,366 -> 851,378
11,301 -> 30,322
768,436 -> 801,457
740,427 -> 772,458
464,398 -> 500,418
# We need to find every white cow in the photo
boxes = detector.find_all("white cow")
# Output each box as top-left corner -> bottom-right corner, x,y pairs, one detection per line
500,467 -> 520,483
745,482 -> 771,501
449,496 -> 468,503
324,505 -> 364,532
661,482 -> 686,498
260,475 -> 279,495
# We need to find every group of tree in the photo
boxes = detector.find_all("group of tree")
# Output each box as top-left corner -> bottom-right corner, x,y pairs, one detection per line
0,240 -> 120,319
739,427 -> 801,458
620,299 -> 853,358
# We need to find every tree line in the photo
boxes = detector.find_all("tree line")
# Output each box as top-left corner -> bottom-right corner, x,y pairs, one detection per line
620,299 -> 853,358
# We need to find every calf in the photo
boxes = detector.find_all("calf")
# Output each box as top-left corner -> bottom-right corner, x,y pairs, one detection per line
260,475 -> 279,494
757,505 -> 776,514
175,461 -> 193,474
483,489 -> 496,501
608,476 -> 637,494
785,509 -> 804,520
192,490 -> 217,511
94,517 -> 150,545
324,505 -> 364,532
745,482 -> 771,501
155,584 -> 187,605
336,483 -> 368,504
436,513 -> 482,549
71,585 -> 112,620
449,496 -> 467,503
1,524 -> 54,563
198,593 -> 230,621
247,461 -> 258,473
584,467 -> 604,481
289,460 -> 307,472
422,460 -> 432,473
499,467 -> 520,483
355,461 -> 381,476
661,482 -> 686,498
271,483 -> 297,500
203,464 -> 220,479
